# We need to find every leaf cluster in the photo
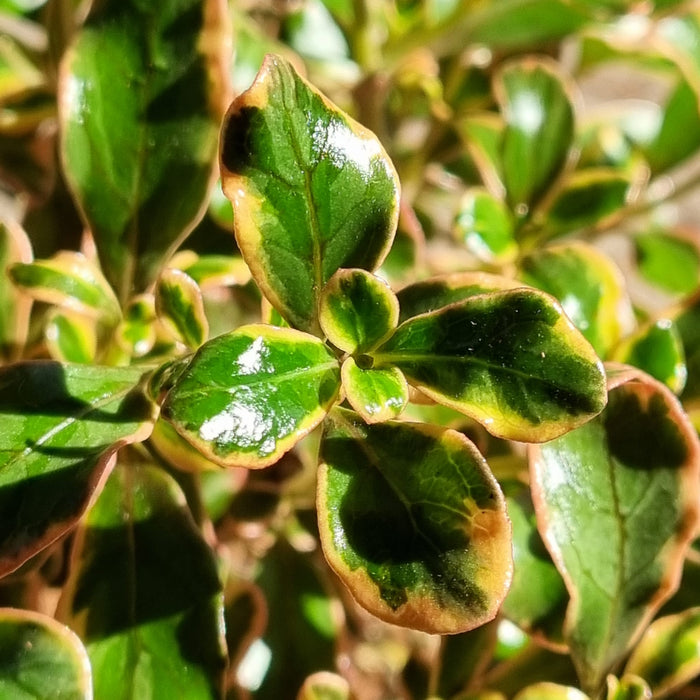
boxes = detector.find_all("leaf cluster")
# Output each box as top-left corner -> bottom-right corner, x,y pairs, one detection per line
0,1 -> 700,699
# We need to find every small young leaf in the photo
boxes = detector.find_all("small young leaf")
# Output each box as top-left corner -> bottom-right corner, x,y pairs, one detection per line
57,463 -> 226,699
0,608 -> 92,700
155,268 -> 209,349
520,241 -> 635,357
0,220 -> 32,361
457,114 -> 505,198
341,358 -> 408,423
376,287 -> 607,442
45,308 -> 97,364
9,251 -> 120,322
59,0 -> 229,302
530,366 -> 700,693
635,230 -> 700,296
162,324 -> 341,468
170,251 -> 252,289
318,407 -> 512,634
605,674 -> 652,700
611,319 -> 687,394
320,269 -> 398,354
220,54 -> 400,333
396,271 -> 521,323
0,362 -> 154,576
624,607 -> 700,698
513,683 -> 589,700
453,188 -> 517,265
297,672 -> 350,700
494,58 -> 575,214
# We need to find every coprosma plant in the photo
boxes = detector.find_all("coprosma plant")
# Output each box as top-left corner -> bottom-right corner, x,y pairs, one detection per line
1,0 -> 700,699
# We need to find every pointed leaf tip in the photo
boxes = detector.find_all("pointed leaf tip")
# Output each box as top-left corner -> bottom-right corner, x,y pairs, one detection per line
220,54 -> 400,332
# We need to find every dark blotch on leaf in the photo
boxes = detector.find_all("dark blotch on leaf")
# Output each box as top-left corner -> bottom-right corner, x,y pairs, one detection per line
221,106 -> 260,174
605,389 -> 688,470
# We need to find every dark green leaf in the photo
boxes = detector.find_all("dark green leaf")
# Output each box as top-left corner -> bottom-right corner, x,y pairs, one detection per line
625,607 -> 700,697
0,362 -> 154,575
545,168 -> 633,235
162,324 -> 340,468
155,268 -> 208,349
494,58 -> 575,214
675,292 -> 700,401
520,241 -> 635,357
318,408 -> 512,634
635,230 -> 700,295
319,269 -> 398,354
220,54 -> 400,333
376,287 -> 607,442
502,490 -> 568,649
244,539 -> 340,700
341,358 -> 408,423
644,79 -> 700,173
59,0 -> 229,302
530,366 -> 700,693
0,608 -> 91,699
58,463 -> 226,699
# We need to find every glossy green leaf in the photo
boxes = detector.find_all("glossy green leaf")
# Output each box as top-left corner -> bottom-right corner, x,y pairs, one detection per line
625,607 -> 700,697
155,268 -> 208,349
643,79 -> 700,174
635,230 -> 700,296
605,674 -> 651,700
494,59 -> 575,214
453,188 -> 517,265
58,463 -> 226,699
9,251 -> 120,322
297,672 -> 350,700
513,683 -> 588,700
318,407 -> 512,634
170,251 -> 251,289
611,319 -> 686,394
502,490 -> 568,649
0,220 -> 32,361
162,324 -> 340,468
341,358 -> 408,424
45,309 -> 97,364
520,241 -> 635,357
545,168 -> 633,235
376,287 -> 607,442
243,539 -> 340,700
458,114 -> 505,198
0,361 -> 154,576
396,271 -> 521,323
0,608 -> 91,700
219,53 -> 400,333
530,367 -> 700,694
59,0 -> 229,303
320,269 -> 398,354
